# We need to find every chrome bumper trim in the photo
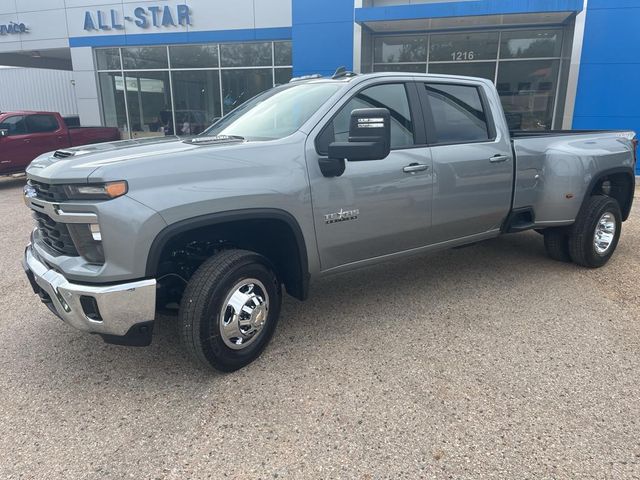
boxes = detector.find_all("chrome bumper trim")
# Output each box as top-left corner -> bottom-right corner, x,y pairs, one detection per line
24,195 -> 98,224
24,245 -> 156,337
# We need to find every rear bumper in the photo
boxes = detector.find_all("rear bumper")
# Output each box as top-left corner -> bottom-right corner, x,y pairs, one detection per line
23,244 -> 156,342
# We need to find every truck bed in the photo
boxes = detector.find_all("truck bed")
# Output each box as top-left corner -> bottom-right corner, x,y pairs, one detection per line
511,129 -> 636,227
510,129 -> 623,139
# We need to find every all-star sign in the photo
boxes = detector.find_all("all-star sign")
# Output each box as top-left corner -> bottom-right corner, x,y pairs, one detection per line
83,4 -> 191,31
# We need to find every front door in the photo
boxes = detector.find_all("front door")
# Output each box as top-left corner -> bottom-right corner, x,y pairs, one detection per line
417,81 -> 513,243
307,81 -> 433,271
0,115 -> 29,174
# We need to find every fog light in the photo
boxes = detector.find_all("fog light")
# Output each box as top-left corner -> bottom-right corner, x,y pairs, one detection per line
89,223 -> 101,241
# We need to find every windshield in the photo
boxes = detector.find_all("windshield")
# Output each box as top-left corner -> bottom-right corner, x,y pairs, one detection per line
203,82 -> 343,141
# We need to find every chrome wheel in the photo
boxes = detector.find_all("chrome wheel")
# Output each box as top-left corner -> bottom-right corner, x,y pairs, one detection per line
593,212 -> 616,255
219,279 -> 269,350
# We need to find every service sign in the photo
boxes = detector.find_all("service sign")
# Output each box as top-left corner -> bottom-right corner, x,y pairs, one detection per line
0,21 -> 28,35
83,4 -> 191,31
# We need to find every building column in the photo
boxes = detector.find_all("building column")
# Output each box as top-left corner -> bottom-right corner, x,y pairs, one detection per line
70,47 -> 102,126
291,0 -> 356,77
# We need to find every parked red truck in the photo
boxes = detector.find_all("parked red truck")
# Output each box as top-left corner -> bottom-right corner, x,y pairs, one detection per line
0,111 -> 120,175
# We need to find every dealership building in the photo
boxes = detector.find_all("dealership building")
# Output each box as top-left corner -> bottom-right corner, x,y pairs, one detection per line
0,0 -> 638,171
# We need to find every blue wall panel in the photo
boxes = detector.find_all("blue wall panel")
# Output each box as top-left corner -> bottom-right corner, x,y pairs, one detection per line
574,2 -> 640,173
292,0 -> 355,77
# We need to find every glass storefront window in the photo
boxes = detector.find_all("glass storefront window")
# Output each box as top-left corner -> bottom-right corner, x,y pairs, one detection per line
374,36 -> 427,63
171,70 -> 222,135
430,32 -> 500,62
122,46 -> 169,70
95,41 -> 292,138
274,68 -> 293,86
96,48 -> 121,70
373,63 -> 425,73
220,42 -> 272,67
428,62 -> 496,81
221,69 -> 273,115
97,72 -> 127,135
124,71 -> 173,138
169,44 -> 219,68
274,42 -> 292,66
370,29 -> 567,129
500,30 -> 563,59
496,60 -> 560,130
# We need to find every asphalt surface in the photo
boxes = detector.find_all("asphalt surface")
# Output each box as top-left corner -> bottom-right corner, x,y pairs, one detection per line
0,175 -> 639,480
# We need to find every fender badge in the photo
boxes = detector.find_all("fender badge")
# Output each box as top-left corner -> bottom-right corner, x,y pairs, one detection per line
324,208 -> 359,224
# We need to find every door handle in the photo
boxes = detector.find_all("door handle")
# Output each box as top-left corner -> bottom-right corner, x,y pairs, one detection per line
403,163 -> 429,173
24,139 -> 30,144
489,154 -> 509,163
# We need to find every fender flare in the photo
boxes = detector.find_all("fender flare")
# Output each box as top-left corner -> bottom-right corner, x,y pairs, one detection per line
581,167 -> 635,221
146,208 -> 310,300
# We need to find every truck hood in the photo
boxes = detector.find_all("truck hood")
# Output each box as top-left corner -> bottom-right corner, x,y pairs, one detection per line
25,133 -> 306,186
25,136 -> 189,183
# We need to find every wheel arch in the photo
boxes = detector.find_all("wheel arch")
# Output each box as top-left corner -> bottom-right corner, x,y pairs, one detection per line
583,167 -> 635,221
146,209 -> 310,301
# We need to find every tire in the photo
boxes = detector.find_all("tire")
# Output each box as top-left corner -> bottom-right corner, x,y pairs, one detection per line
179,249 -> 282,372
568,195 -> 622,268
543,228 -> 571,263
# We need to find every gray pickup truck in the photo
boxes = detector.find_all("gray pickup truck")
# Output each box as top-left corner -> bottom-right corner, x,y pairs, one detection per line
22,72 -> 637,371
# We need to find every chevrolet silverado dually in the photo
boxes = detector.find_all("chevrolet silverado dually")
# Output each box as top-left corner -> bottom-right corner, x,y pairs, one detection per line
22,72 -> 637,371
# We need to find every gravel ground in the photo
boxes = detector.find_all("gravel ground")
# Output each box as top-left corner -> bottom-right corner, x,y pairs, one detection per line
0,175 -> 639,479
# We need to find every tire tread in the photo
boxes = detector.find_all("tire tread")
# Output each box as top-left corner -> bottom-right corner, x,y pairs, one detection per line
179,249 -> 273,370
568,195 -> 621,268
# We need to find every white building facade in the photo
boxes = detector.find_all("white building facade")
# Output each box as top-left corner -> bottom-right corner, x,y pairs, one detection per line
0,0 -> 292,138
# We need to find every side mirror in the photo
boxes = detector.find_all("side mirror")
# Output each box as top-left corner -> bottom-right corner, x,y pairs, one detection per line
0,129 -> 8,138
328,108 -> 391,162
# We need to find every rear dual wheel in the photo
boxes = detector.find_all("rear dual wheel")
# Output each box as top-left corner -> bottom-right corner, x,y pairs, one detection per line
544,195 -> 622,268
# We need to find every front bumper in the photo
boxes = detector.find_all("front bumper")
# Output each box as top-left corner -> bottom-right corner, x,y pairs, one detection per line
23,244 -> 157,342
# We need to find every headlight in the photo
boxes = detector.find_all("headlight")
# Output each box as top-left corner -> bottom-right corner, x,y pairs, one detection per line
63,181 -> 128,200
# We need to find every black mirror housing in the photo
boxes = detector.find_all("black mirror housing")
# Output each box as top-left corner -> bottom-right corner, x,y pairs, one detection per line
328,108 -> 391,162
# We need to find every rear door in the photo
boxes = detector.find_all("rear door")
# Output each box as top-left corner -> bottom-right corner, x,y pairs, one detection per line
307,81 -> 433,271
417,80 -> 513,243
24,114 -> 68,161
0,115 -> 29,173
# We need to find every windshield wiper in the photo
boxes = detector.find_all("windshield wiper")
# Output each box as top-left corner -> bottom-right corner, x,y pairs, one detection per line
186,135 -> 245,145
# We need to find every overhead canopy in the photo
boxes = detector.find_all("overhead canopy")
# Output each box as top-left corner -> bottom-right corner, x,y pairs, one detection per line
0,48 -> 72,70
356,0 -> 583,32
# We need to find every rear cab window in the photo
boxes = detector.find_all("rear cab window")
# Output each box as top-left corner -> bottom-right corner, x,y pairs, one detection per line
316,83 -> 416,154
421,83 -> 493,145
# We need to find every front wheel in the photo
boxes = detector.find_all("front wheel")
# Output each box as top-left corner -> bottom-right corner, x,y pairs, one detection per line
568,195 -> 622,268
179,249 -> 282,372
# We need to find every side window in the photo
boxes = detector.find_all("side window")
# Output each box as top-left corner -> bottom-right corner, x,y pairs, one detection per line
317,83 -> 415,154
424,83 -> 490,144
0,116 -> 27,135
26,114 -> 59,134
